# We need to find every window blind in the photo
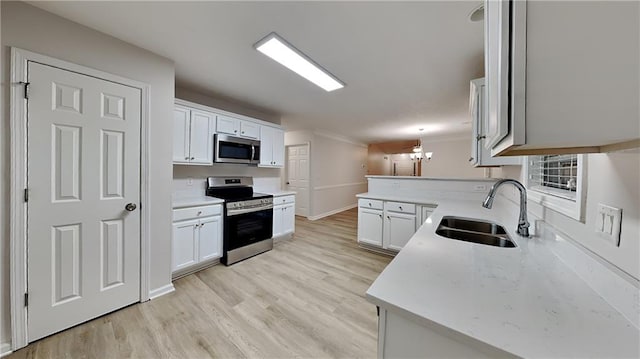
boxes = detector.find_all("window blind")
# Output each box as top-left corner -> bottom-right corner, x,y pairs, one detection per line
528,154 -> 578,201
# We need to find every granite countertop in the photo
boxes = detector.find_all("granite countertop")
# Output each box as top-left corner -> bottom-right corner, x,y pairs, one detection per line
366,198 -> 639,358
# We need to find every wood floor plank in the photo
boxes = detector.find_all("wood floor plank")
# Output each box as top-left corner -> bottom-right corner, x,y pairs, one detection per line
8,208 -> 392,358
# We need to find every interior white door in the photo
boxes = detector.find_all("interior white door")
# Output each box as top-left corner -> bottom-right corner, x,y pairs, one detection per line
27,62 -> 141,341
286,145 -> 310,217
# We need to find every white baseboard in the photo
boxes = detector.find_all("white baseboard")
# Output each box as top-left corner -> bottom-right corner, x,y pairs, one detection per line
308,204 -> 357,221
1,342 -> 12,358
148,283 -> 175,300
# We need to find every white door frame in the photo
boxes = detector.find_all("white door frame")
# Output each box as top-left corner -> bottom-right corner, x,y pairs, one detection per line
9,47 -> 152,350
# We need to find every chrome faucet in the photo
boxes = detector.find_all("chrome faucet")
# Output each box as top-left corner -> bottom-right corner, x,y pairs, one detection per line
482,179 -> 530,237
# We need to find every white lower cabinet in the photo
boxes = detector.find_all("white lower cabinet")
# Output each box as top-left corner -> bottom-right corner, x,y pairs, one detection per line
358,209 -> 384,246
358,198 -> 429,252
385,212 -> 417,251
172,204 -> 223,276
272,195 -> 296,238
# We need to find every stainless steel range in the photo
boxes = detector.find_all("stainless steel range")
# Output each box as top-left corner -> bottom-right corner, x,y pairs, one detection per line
206,177 -> 273,265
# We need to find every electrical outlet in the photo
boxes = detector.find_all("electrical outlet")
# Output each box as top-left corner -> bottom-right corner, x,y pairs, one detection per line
596,204 -> 622,246
474,184 -> 487,192
187,177 -> 194,186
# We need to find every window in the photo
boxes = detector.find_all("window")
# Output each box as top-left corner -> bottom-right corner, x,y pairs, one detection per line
526,154 -> 586,221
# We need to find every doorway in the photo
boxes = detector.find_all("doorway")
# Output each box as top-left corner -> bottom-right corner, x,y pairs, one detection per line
10,48 -> 150,348
285,144 -> 310,217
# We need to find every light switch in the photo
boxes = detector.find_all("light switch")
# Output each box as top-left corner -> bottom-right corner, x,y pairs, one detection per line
596,204 -> 622,246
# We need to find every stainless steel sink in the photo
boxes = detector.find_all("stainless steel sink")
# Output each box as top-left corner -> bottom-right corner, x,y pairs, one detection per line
436,216 -> 516,248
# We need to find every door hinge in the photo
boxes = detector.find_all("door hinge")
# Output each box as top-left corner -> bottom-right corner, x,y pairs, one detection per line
24,188 -> 29,202
24,293 -> 28,307
19,81 -> 30,99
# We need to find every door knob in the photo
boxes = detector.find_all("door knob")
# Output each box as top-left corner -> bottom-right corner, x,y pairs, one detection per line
125,203 -> 137,211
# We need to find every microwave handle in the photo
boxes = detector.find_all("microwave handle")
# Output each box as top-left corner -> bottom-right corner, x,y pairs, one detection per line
251,145 -> 256,161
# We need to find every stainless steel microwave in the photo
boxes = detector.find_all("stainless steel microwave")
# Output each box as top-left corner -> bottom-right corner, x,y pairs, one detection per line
214,134 -> 260,164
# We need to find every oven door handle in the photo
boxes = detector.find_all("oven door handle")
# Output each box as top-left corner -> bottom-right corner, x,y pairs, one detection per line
227,204 -> 274,217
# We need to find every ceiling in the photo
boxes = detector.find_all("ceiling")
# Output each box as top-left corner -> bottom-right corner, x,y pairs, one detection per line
29,1 -> 485,144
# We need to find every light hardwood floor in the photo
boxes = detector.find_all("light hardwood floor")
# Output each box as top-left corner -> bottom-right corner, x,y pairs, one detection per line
8,208 -> 392,359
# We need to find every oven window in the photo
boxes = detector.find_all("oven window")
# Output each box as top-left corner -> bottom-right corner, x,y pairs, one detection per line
219,141 -> 252,159
225,209 -> 273,251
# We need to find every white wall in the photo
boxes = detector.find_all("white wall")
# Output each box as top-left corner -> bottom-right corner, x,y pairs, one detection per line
1,2 -> 175,347
420,137 -> 489,178
285,130 -> 368,219
501,151 -> 640,280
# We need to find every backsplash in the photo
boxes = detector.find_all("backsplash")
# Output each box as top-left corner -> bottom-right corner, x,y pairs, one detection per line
173,164 -> 282,198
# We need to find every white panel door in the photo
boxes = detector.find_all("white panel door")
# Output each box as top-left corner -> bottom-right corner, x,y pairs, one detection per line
27,62 -> 141,341
173,106 -> 190,163
198,216 -> 222,262
286,144 -> 310,217
189,110 -> 215,164
172,219 -> 199,271
358,209 -> 383,247
385,213 -> 417,251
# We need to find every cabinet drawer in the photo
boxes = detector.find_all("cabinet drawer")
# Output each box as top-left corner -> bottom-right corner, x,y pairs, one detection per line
274,195 -> 295,205
358,198 -> 383,210
384,201 -> 416,214
173,205 -> 222,222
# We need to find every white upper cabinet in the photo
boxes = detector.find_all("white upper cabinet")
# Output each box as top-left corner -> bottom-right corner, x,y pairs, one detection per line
173,105 -> 215,165
189,110 -> 216,164
240,121 -> 259,139
469,78 -> 520,167
217,114 -> 260,139
173,106 -> 190,164
216,114 -> 241,136
259,126 -> 284,168
485,0 -> 640,156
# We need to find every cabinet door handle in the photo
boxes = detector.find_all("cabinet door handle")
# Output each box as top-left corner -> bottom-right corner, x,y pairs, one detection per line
387,216 -> 390,220
185,157 -> 189,160
378,214 -> 382,218
368,203 -> 372,206
197,211 -> 202,216
234,130 -> 238,133
399,206 -> 403,210
194,224 -> 199,228
201,223 -> 205,227
191,157 -> 195,160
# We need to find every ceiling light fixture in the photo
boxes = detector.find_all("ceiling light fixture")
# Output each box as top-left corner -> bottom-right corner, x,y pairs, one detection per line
254,32 -> 345,92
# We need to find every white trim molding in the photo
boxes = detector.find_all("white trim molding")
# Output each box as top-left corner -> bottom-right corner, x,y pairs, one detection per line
9,48 -> 152,350
148,284 -> 176,300
0,343 -> 12,358
308,204 -> 357,221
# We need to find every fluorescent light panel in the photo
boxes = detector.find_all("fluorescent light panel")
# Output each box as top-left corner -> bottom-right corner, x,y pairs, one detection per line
255,32 -> 345,92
